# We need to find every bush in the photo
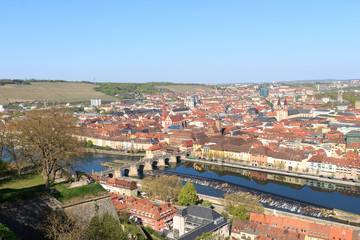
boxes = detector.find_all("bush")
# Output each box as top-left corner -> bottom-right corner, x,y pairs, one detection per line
86,140 -> 93,148
87,213 -> 126,240
0,222 -> 20,240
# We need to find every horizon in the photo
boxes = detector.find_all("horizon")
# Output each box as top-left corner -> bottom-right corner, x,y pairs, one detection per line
1,1 -> 359,83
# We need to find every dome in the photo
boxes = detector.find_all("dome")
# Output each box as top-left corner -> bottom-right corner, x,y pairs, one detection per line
247,107 -> 259,115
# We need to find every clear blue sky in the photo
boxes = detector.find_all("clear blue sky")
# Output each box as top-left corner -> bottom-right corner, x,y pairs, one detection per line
1,0 -> 359,83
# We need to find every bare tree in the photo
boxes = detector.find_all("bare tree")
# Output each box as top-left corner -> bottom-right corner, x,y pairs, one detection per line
4,120 -> 33,176
45,211 -> 86,240
0,120 -> 7,166
17,108 -> 84,187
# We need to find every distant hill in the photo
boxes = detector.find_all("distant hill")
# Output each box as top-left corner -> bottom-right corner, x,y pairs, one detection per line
94,82 -> 214,99
157,84 -> 213,93
0,82 -> 117,105
0,80 -> 214,105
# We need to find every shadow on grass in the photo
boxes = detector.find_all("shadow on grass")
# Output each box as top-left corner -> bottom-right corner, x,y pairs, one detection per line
0,185 -> 47,204
0,172 -> 41,187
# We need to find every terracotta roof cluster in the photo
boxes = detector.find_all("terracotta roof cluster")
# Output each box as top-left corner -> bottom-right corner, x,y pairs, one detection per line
112,195 -> 177,221
90,175 -> 137,190
248,213 -> 357,240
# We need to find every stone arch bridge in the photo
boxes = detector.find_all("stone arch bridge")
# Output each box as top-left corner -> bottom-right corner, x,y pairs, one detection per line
98,153 -> 189,178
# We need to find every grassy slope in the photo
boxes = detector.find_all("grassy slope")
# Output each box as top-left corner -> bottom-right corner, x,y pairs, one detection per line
0,173 -> 46,203
157,84 -> 213,93
0,82 -> 117,104
0,173 -> 44,190
52,182 -> 107,203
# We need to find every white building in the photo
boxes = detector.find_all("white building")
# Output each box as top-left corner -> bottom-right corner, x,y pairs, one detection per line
90,98 -> 101,106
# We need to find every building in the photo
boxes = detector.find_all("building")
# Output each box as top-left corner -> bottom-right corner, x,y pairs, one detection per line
247,213 -> 358,240
346,131 -> 360,146
260,88 -> 269,98
231,218 -> 306,240
90,98 -> 101,106
276,98 -> 288,122
173,205 -> 230,240
355,99 -> 360,110
93,176 -> 138,196
184,95 -> 200,109
113,195 -> 177,231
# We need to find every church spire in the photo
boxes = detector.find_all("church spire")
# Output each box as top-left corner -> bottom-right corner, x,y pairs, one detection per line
162,96 -> 167,121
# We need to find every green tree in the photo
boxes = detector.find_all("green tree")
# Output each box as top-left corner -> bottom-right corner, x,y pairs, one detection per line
178,182 -> 199,205
87,213 -> 126,240
228,204 -> 249,221
86,140 -> 94,148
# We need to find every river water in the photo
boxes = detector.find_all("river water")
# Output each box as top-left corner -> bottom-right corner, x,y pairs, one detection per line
81,154 -> 360,215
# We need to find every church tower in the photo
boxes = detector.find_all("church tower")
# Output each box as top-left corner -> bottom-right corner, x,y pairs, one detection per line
161,96 -> 168,130
276,98 -> 288,122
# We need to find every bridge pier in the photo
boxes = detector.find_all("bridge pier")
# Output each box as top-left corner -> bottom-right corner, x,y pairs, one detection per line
114,169 -> 121,178
128,166 -> 138,177
144,161 -> 153,171
170,156 -> 177,163
158,158 -> 166,166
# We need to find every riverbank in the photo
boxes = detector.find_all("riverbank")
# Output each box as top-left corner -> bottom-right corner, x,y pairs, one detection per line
145,170 -> 330,218
182,157 -> 360,187
198,194 -> 360,230
143,171 -> 360,228
85,148 -> 146,157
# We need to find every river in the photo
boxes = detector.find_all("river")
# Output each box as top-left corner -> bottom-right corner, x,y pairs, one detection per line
80,154 -> 360,215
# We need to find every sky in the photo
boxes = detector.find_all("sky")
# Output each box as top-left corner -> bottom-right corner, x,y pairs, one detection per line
0,0 -> 359,84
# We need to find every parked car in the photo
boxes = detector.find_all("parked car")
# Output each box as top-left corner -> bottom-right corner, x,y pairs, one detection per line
343,178 -> 349,181
327,176 -> 333,179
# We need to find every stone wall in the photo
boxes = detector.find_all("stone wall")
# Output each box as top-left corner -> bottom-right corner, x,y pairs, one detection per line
0,193 -> 119,240
61,194 -> 119,226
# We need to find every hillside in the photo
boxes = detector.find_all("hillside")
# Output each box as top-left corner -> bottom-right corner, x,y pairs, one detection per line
96,82 -> 213,99
0,82 -> 117,105
157,84 -> 213,93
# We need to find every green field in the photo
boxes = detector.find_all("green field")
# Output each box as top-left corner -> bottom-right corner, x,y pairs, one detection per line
0,82 -> 117,105
157,84 -> 213,93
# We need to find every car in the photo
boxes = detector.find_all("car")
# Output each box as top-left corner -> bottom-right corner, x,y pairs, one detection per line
349,178 -> 355,182
327,176 -> 333,179
319,175 -> 324,178
343,178 -> 349,181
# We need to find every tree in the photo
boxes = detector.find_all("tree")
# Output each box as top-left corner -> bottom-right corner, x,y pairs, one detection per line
86,140 -> 93,148
87,213 -> 127,240
229,204 -> 249,221
224,192 -> 264,215
0,120 -> 7,169
45,211 -> 86,240
16,108 -> 84,188
178,182 -> 199,205
4,119 -> 38,176
141,175 -> 182,201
